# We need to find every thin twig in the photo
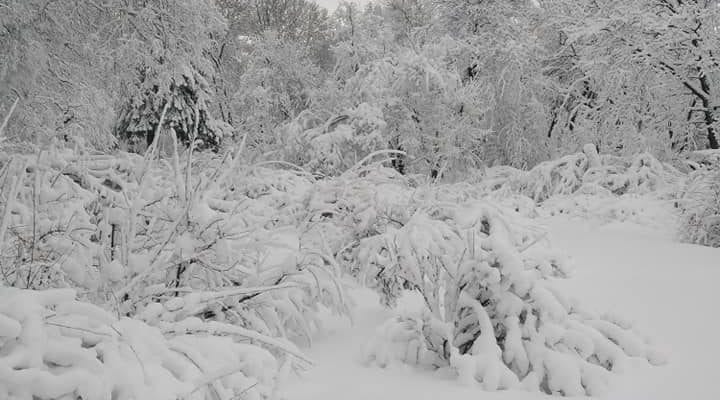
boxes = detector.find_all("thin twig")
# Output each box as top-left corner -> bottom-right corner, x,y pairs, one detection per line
0,96 -> 20,140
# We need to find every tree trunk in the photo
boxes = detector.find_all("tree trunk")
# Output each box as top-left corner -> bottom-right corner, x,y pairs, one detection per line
389,136 -> 405,175
699,75 -> 719,149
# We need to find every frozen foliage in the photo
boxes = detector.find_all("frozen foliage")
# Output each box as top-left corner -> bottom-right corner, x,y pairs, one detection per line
0,146 -> 679,398
281,104 -> 387,175
679,150 -> 720,247
0,145 -> 353,398
540,191 -> 676,229
356,200 -> 666,395
0,287 -> 280,400
678,169 -> 720,247
478,145 -> 682,203
685,149 -> 720,171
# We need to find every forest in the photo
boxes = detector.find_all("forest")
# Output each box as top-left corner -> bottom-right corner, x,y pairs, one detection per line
0,1 -> 719,399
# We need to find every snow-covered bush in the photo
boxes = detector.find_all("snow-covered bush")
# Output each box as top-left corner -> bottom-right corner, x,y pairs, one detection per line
540,192 -> 676,228
0,144 -> 674,398
685,149 -> 720,172
582,153 -> 681,197
357,200 -> 665,395
516,151 -> 589,202
281,103 -> 387,175
0,287 -> 281,400
678,170 -> 720,248
0,145 -> 350,398
480,145 -> 682,204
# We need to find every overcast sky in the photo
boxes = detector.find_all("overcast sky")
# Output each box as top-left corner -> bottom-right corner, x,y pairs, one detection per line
314,0 -> 371,12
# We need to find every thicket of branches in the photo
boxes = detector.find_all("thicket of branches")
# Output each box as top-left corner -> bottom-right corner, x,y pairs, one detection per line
0,139 -> 684,398
2,0 -> 719,169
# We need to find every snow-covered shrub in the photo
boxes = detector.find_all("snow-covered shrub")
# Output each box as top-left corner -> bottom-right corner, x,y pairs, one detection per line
0,144 -> 673,398
357,200 -> 665,395
582,153 -> 681,197
303,165 -> 413,250
686,149 -> 720,170
678,170 -> 720,247
0,287 -> 281,400
0,150 -> 111,290
540,192 -> 675,228
517,152 -> 589,202
480,146 -> 682,205
0,145 -> 349,396
281,103 -> 387,175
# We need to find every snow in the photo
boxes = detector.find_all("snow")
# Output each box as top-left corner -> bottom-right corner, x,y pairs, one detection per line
1,147 -> 716,399
281,217 -> 720,400
0,287 -> 285,400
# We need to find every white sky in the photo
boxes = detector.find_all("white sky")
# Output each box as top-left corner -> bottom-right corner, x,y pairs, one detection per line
314,0 -> 372,12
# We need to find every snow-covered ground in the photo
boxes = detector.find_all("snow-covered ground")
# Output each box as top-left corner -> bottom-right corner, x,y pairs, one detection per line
281,217 -> 720,400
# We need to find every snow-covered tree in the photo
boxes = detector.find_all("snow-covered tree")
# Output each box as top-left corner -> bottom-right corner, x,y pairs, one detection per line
435,0 -> 559,167
349,44 -> 488,176
0,0 -> 116,148
230,32 -> 323,151
0,0 -> 232,151
556,0 -> 720,155
111,0 -> 231,151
